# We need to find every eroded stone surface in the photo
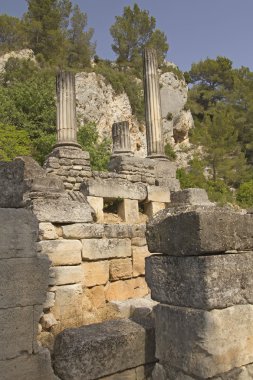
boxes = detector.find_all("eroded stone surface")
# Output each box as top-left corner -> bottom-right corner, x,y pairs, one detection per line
54,318 -> 155,380
155,304 -> 253,379
82,238 -> 131,260
146,252 -> 253,309
147,206 -> 253,255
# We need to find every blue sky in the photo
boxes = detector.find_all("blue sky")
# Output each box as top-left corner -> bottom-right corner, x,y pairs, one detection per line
1,0 -> 253,72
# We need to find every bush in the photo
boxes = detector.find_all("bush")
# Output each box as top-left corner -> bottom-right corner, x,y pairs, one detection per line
236,181 -> 253,208
164,142 -> 176,160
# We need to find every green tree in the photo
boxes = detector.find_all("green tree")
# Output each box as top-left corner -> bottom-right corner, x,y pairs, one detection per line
67,5 -> 95,68
236,180 -> 253,208
0,123 -> 31,161
110,3 -> 168,67
77,123 -> 111,171
0,14 -> 27,53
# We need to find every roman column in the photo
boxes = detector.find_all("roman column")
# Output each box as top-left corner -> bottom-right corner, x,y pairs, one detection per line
143,48 -> 165,157
112,121 -> 133,155
56,71 -> 80,147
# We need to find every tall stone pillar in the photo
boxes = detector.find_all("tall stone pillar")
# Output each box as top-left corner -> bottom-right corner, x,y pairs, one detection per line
143,48 -> 165,158
56,71 -> 80,147
112,121 -> 132,156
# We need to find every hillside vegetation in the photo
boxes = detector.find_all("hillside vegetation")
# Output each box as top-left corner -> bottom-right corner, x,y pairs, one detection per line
0,1 -> 252,207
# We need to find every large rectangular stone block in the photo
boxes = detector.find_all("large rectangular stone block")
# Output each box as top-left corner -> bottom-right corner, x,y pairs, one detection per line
0,209 -> 38,259
82,238 -> 131,260
62,223 -> 104,239
0,349 -> 59,380
32,198 -> 94,223
82,261 -> 109,287
81,177 -> 147,201
50,265 -> 83,286
53,318 -> 155,380
0,306 -> 34,360
0,257 -> 49,308
39,240 -> 82,266
147,186 -> 170,203
146,252 -> 253,309
155,304 -> 253,379
147,207 -> 253,255
0,160 -> 24,208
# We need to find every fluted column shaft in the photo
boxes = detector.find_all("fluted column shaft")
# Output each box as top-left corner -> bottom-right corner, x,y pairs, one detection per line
112,121 -> 132,155
143,48 -> 165,157
56,71 -> 79,146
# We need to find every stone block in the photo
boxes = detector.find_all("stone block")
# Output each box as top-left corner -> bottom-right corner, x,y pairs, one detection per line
0,209 -> 38,259
62,223 -> 104,239
131,237 -> 147,246
41,312 -> 58,329
0,257 -> 49,308
105,280 -> 134,301
82,238 -> 131,260
144,201 -> 166,218
155,304 -> 253,379
39,240 -> 82,266
43,291 -> 55,309
87,196 -> 104,222
118,199 -> 139,224
53,318 -> 155,380
147,206 -> 253,255
109,258 -> 132,280
52,284 -> 83,329
0,160 -> 24,207
50,265 -> 82,286
171,188 -> 213,205
87,286 -> 106,309
147,186 -> 170,203
132,246 -> 150,277
48,146 -> 90,160
81,177 -> 147,201
104,224 -> 132,238
0,306 -> 34,360
146,253 -> 253,309
39,222 -> 58,240
32,198 -> 94,223
82,261 -> 109,287
132,277 -> 149,298
0,349 -> 59,380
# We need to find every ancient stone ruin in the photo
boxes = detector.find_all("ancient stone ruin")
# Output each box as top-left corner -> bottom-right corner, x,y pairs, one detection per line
1,49 -> 253,380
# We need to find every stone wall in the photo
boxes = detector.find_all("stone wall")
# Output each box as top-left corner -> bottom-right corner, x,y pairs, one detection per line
0,171 -> 58,379
146,191 -> 253,379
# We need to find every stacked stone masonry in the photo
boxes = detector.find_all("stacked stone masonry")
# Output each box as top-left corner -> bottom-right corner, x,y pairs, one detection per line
146,200 -> 253,380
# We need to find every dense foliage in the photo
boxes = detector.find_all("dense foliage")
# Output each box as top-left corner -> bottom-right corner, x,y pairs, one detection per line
180,56 -> 253,206
110,3 -> 168,68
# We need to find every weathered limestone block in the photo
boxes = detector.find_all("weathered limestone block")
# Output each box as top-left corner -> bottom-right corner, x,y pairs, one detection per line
82,261 -> 109,287
155,304 -> 253,379
48,146 -> 90,160
105,280 -> 134,301
82,238 -> 131,260
0,209 -> 38,258
0,349 -> 59,380
0,257 -> 49,308
147,207 -> 253,255
39,222 -> 58,240
39,240 -> 82,266
52,284 -> 83,329
81,177 -> 147,201
109,297 -> 156,320
32,198 -> 94,223
43,291 -> 55,309
146,253 -> 253,309
118,199 -> 139,224
146,185 -> 170,203
133,277 -> 149,298
109,258 -> 132,280
104,224 -> 132,238
50,265 -> 83,286
131,237 -> 147,246
100,364 -> 154,380
53,318 -> 155,380
62,223 -> 104,239
144,201 -> 166,218
87,196 -> 104,222
0,306 -> 34,360
171,188 -> 213,205
0,160 -> 24,207
41,312 -> 58,329
86,286 -> 106,309
132,246 -> 150,277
